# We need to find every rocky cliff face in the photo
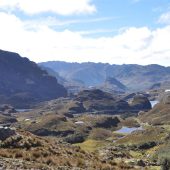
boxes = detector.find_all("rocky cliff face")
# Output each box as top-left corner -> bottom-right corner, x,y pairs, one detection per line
0,50 -> 67,108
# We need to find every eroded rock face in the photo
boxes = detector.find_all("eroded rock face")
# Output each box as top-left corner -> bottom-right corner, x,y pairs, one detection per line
0,50 -> 67,108
0,128 -> 16,141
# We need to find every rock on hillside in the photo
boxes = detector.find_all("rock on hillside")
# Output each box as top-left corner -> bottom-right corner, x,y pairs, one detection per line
72,89 -> 151,114
130,95 -> 151,111
0,50 -> 67,108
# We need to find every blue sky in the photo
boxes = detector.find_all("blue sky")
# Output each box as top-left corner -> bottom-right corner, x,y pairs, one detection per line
0,0 -> 170,65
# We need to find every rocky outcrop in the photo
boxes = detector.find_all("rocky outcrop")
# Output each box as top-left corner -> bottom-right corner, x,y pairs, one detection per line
0,50 -> 67,108
130,95 -> 151,111
0,127 -> 16,141
94,116 -> 120,128
74,90 -> 150,114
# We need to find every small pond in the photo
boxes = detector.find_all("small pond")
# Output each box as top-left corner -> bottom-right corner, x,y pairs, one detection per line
16,109 -> 32,112
116,126 -> 143,134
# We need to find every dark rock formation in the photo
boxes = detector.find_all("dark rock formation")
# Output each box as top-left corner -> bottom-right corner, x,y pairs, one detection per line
94,116 -> 120,128
74,89 -> 151,114
0,50 -> 67,108
75,89 -> 129,114
0,128 -> 16,141
34,129 -> 74,137
130,95 -> 151,111
76,89 -> 114,102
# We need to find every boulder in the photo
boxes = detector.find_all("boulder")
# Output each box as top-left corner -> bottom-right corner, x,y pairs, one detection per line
130,95 -> 151,111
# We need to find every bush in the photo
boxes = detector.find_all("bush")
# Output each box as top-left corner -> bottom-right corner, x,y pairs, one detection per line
161,158 -> 170,170
64,133 -> 85,144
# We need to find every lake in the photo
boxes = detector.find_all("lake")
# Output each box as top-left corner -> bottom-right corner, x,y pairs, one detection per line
150,101 -> 159,108
116,126 -> 143,134
16,109 -> 32,112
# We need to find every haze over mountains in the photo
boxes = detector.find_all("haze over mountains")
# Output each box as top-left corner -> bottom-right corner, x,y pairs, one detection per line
39,61 -> 170,92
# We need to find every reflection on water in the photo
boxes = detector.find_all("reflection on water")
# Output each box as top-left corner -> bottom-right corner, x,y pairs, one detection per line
116,126 -> 143,134
16,109 -> 32,112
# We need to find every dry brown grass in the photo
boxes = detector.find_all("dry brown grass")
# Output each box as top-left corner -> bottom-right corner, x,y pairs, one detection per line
0,130 -> 136,169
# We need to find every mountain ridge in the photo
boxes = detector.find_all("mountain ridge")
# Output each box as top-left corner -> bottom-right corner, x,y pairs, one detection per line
39,61 -> 170,92
0,50 -> 67,108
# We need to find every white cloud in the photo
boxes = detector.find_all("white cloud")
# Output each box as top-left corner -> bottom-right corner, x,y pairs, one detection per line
158,11 -> 170,24
24,16 -> 115,29
0,0 -> 96,15
0,12 -> 170,66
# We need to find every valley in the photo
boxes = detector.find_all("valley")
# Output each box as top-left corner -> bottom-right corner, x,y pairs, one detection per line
0,50 -> 169,170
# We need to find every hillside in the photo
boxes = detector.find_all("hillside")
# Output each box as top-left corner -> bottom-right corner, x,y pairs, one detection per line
139,91 -> 170,125
39,61 -> 170,91
0,50 -> 67,108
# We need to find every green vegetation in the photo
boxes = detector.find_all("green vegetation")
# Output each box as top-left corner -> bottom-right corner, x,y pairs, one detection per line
74,139 -> 108,152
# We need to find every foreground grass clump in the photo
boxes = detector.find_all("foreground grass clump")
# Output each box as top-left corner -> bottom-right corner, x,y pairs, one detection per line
74,139 -> 108,152
0,130 -> 135,169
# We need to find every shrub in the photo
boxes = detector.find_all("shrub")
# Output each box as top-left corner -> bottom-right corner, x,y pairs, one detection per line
161,158 -> 170,170
15,152 -> 23,158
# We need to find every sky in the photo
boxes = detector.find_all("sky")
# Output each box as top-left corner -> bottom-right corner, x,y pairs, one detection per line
0,0 -> 170,66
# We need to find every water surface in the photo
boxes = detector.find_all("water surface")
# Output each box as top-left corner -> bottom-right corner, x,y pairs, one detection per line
116,126 -> 143,134
150,101 -> 159,108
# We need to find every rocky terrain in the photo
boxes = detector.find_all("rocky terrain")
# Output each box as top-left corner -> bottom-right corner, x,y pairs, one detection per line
0,88 -> 169,169
0,50 -> 67,108
0,50 -> 170,169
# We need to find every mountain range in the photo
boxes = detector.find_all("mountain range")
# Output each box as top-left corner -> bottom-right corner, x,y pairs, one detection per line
39,61 -> 170,92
